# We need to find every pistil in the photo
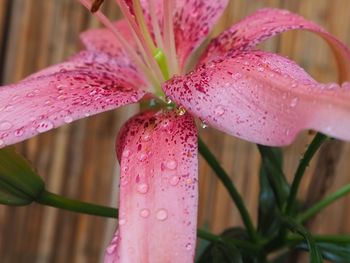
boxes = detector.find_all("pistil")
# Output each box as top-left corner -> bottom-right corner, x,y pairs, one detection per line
117,0 -> 165,84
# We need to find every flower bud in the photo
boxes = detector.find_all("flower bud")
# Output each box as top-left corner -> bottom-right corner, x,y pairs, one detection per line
0,147 -> 45,205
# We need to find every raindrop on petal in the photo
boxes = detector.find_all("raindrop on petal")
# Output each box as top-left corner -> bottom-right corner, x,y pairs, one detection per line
285,128 -> 291,136
342,81 -> 350,89
122,149 -> 131,158
141,132 -> 151,142
106,244 -> 117,255
164,159 -> 177,170
118,218 -> 126,225
156,209 -> 168,221
138,152 -> 148,162
185,243 -> 192,250
136,183 -> 149,194
64,116 -> 73,123
36,120 -> 54,133
14,128 -> 24,137
0,121 -> 12,131
290,97 -> 299,107
200,120 -> 208,129
165,96 -> 173,104
214,105 -> 225,116
176,106 -> 186,116
169,176 -> 180,186
139,209 -> 150,218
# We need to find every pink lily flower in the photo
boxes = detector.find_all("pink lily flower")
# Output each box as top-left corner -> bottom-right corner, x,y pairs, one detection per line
1,0 -> 350,262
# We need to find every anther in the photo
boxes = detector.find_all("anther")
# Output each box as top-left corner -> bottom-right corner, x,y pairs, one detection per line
91,0 -> 104,13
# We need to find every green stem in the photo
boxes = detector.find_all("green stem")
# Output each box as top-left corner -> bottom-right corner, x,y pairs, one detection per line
198,137 -> 259,242
197,229 -> 261,253
286,133 -> 328,214
298,183 -> 350,223
257,145 -> 289,208
36,190 -> 118,218
287,234 -> 350,244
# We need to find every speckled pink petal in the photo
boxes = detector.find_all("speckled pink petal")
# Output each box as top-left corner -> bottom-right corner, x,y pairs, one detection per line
118,0 -> 228,71
0,51 -> 147,148
202,8 -> 350,81
163,50 -> 350,146
105,110 -> 198,263
80,20 -> 136,57
174,0 -> 228,70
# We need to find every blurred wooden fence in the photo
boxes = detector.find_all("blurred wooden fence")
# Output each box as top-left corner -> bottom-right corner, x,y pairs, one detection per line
0,0 -> 350,262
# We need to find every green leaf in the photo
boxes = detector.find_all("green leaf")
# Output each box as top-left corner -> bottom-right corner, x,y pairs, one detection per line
0,147 -> 44,205
257,148 -> 282,236
280,216 -> 323,263
297,242 -> 350,263
197,240 -> 243,263
257,146 -> 289,209
271,252 -> 290,263
197,228 -> 263,263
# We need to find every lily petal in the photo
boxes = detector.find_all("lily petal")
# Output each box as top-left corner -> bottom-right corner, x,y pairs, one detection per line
80,20 -> 136,57
105,110 -> 198,263
202,8 -> 350,81
163,50 -> 350,146
0,51 -> 147,147
173,0 -> 228,70
120,0 -> 228,71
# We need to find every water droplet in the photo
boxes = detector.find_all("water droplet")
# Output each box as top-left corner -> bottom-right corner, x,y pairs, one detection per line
4,105 -> 14,112
291,82 -> 297,88
136,183 -> 149,194
0,121 -> 12,131
342,81 -> 350,89
285,128 -> 291,136
121,178 -> 129,186
200,120 -> 208,129
327,82 -> 339,89
138,152 -> 148,162
290,97 -> 299,107
12,95 -> 20,101
169,176 -> 180,186
57,95 -> 66,100
185,243 -> 192,250
160,119 -> 173,130
165,159 -> 177,170
214,105 -> 225,116
106,244 -> 117,255
122,149 -> 131,158
36,120 -> 54,133
26,92 -> 35,97
186,178 -> 193,185
257,67 -> 264,72
14,128 -> 24,137
118,218 -> 126,225
156,209 -> 168,221
232,73 -> 242,80
139,209 -> 150,218
176,106 -> 186,116
165,96 -> 173,104
141,132 -> 151,142
64,116 -> 73,123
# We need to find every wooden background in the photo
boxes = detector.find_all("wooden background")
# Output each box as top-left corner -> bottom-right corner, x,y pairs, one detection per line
0,0 -> 350,262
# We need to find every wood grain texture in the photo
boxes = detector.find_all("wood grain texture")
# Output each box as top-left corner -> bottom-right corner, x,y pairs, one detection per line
0,0 -> 349,262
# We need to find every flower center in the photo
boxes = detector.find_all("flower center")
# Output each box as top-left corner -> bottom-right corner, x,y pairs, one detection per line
79,0 -> 179,99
